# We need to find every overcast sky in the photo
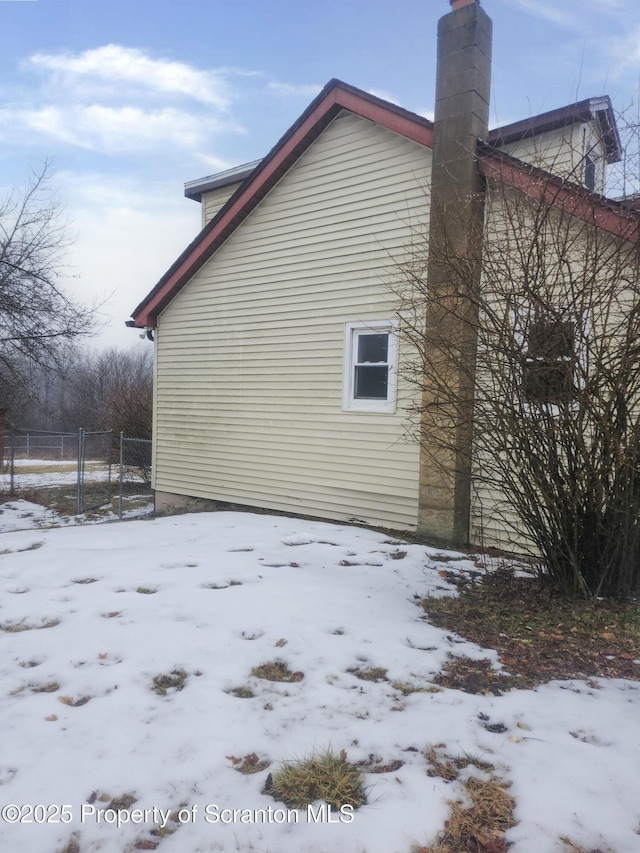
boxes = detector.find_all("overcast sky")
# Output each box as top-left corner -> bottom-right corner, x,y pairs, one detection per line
1,0 -> 639,350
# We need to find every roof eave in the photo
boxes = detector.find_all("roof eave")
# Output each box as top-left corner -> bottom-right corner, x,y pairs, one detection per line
184,160 -> 263,202
130,79 -> 434,327
488,96 -> 622,164
478,144 -> 639,242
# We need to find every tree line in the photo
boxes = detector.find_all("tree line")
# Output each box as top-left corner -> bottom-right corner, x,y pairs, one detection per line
0,162 -> 152,439
5,345 -> 153,439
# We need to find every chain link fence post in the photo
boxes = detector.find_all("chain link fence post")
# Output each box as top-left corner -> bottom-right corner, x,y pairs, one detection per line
119,431 -> 124,520
77,428 -> 84,515
9,430 -> 15,497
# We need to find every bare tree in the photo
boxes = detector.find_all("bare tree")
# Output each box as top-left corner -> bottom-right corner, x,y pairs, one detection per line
393,132 -> 640,599
0,162 -> 93,412
63,346 -> 153,439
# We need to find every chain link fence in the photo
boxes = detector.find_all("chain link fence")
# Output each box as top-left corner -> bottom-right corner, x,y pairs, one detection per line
118,434 -> 153,520
1,429 -> 154,520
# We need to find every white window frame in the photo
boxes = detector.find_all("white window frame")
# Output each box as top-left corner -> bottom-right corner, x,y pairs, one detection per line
342,320 -> 398,413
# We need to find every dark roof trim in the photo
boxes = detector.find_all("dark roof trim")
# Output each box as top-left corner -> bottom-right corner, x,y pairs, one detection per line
184,160 -> 263,202
131,79 -> 434,327
131,82 -> 630,329
183,96 -> 623,207
478,143 -> 639,242
488,96 -> 622,164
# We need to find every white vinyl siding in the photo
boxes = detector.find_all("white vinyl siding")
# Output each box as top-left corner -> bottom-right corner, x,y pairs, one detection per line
201,183 -> 243,227
153,112 -> 430,530
499,124 -> 586,184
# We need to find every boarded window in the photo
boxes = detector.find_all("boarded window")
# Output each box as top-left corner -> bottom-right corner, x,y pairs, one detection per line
522,314 -> 576,403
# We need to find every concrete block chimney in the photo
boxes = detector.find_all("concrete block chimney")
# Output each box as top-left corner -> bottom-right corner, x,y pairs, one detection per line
417,0 -> 492,546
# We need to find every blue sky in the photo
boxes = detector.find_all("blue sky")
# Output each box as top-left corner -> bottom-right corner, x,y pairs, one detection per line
0,0 -> 639,348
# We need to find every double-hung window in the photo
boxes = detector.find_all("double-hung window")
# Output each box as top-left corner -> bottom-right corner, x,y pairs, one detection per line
519,309 -> 582,405
343,321 -> 397,413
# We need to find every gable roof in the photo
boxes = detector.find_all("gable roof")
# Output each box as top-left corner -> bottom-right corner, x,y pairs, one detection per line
183,97 -> 622,205
131,79 -> 434,327
487,96 -> 622,164
130,80 -> 634,329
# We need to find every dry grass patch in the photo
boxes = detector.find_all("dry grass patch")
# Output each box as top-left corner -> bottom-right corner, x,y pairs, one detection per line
10,681 -> 60,697
356,755 -> 404,774
392,680 -> 442,696
347,665 -> 388,682
267,750 -> 366,810
58,695 -> 91,707
414,774 -> 516,853
8,486 -> 79,516
251,660 -> 304,682
1,618 -> 60,633
31,681 -> 60,694
425,745 -> 495,783
151,669 -> 188,696
136,587 -> 157,594
421,568 -> 640,686
108,793 -> 137,811
227,685 -> 255,699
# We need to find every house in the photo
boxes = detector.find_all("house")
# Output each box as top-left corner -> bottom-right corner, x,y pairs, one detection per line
130,0 -> 636,549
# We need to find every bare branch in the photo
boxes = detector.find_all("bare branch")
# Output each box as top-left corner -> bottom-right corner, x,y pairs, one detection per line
0,161 -> 94,409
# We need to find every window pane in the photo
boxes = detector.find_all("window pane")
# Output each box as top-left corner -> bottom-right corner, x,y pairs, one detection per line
527,318 -> 574,359
523,314 -> 577,403
355,365 -> 388,399
522,360 -> 574,402
357,333 -> 388,364
584,154 -> 596,191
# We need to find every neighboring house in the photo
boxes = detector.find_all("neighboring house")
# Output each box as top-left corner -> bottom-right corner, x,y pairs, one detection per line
130,0 -> 636,548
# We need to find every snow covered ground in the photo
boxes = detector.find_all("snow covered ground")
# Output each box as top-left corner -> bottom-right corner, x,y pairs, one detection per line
1,459 -> 111,490
0,499 -> 72,532
0,509 -> 638,853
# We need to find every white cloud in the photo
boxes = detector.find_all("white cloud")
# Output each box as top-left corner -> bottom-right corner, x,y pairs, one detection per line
508,0 -> 577,28
367,88 -> 403,107
416,107 -> 435,122
607,25 -> 640,75
267,80 -> 323,98
29,45 -> 231,107
55,172 -> 201,348
508,0 -> 627,29
0,103 -> 239,163
5,45 -> 323,161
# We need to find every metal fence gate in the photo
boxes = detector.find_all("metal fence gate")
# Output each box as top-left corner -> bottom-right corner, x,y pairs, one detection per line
118,434 -> 153,520
77,429 -> 113,514
1,428 -> 154,521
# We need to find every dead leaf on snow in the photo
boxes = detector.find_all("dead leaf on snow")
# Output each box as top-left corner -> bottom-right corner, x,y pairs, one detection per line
58,696 -> 91,707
